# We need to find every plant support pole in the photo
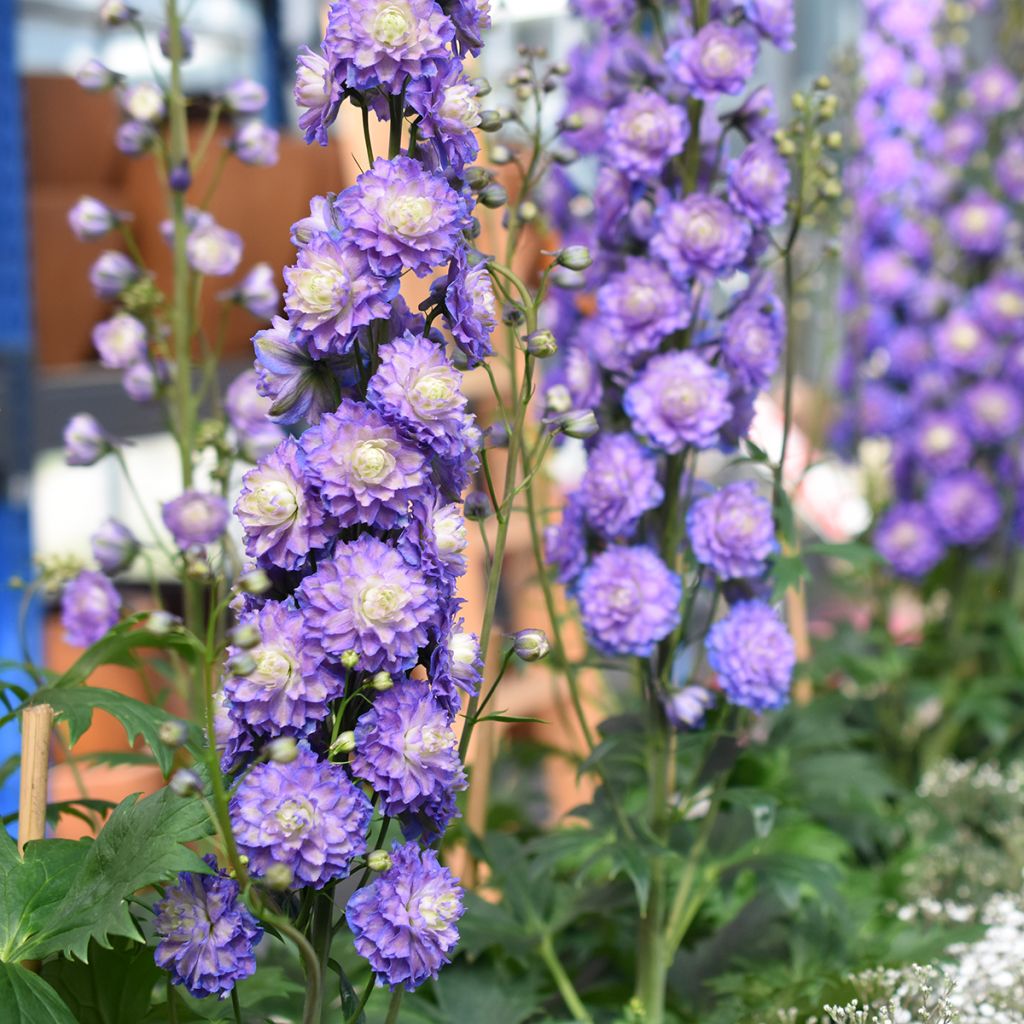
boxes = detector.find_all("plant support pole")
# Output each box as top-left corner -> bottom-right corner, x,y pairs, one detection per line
18,703 -> 53,855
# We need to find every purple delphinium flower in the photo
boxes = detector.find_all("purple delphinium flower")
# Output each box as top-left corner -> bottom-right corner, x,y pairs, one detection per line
569,0 -> 636,27
64,413 -> 111,466
596,258 -> 693,362
120,81 -> 166,123
544,491 -> 589,586
947,190 -> 1009,257
444,249 -> 496,366
874,502 -> 946,578
995,137 -> 1024,203
213,689 -> 255,774
68,196 -> 118,241
116,120 -> 156,156
605,90 -> 689,182
668,22 -> 760,101
298,533 -> 438,672
368,332 -> 470,455
580,433 -> 664,539
351,677 -> 466,816
721,301 -> 783,391
337,156 -> 468,278
61,570 -> 121,647
963,380 -> 1024,443
236,437 -> 332,571
123,360 -> 159,402
325,0 -> 455,93
727,140 -> 791,226
624,351 -> 734,453
162,491 -> 230,548
76,58 -> 117,92
967,63 -> 1021,116
91,518 -> 139,575
652,194 -> 752,280
447,0 -> 491,56
224,600 -> 341,735
926,470 -> 1002,546
687,481 -> 778,580
231,263 -> 279,319
975,273 -> 1024,339
933,309 -> 998,373
743,0 -> 795,50
232,121 -> 279,167
92,312 -> 148,369
301,400 -> 431,528
665,685 -> 716,731
406,62 -> 482,173
186,222 -> 244,277
912,412 -> 973,475
428,619 -> 481,715
295,45 -> 341,146
231,744 -> 372,889
283,234 -> 397,352
89,250 -> 139,299
346,842 -> 464,991
224,78 -> 268,114
706,600 -> 794,712
577,545 -> 682,657
153,857 -> 262,1000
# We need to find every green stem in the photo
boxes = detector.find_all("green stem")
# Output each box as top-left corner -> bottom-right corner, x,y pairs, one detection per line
539,935 -> 593,1024
311,889 -> 335,1024
384,989 -> 404,1024
345,976 -> 376,1024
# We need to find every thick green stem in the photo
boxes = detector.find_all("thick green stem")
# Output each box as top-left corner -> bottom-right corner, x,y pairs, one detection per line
312,889 -> 335,1023
384,989 -> 404,1024
539,934 -> 593,1023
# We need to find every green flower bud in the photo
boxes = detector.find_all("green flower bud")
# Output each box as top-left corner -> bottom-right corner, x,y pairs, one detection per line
266,736 -> 299,764
263,862 -> 294,891
367,850 -> 393,872
158,719 -> 188,748
230,623 -> 261,650
557,245 -> 592,271
331,731 -> 357,756
341,650 -> 359,669
525,330 -> 558,358
513,628 -> 550,662
372,671 -> 394,692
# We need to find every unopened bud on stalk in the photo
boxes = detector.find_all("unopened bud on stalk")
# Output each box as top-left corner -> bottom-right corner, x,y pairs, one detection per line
515,84 -> 532,102
478,182 -> 509,209
169,161 -> 191,192
556,245 -> 592,271
513,628 -> 550,662
471,76 -> 492,97
464,165 -> 491,191
158,720 -> 189,748
821,179 -> 843,199
227,652 -> 257,678
518,200 -> 539,223
146,610 -> 177,634
367,850 -> 393,872
238,568 -> 271,595
230,623 -> 261,650
484,421 -> 509,448
266,737 -> 298,764
489,144 -> 513,165
330,731 -> 357,756
525,330 -> 558,358
263,863 -> 294,891
464,491 -> 492,521
825,131 -> 843,149
99,0 -> 137,26
340,650 -> 359,669
544,384 -> 573,416
777,138 -> 797,157
558,409 -> 599,440
478,109 -> 504,132
170,768 -> 202,797
371,671 -> 394,692
814,75 -> 832,91
502,303 -> 525,327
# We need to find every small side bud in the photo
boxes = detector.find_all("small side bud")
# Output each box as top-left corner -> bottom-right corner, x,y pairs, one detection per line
502,303 -> 526,327
556,245 -> 592,271
544,384 -> 573,416
489,144 -> 513,165
227,652 -> 257,678
525,330 -> 558,358
367,850 -> 393,872
230,623 -> 261,650
158,720 -> 189,748
371,671 -> 394,692
263,863 -> 294,891
331,731 -> 357,756
464,491 -> 492,521
238,568 -> 271,595
518,200 -> 539,223
478,109 -> 504,132
340,649 -> 360,669
465,165 -> 492,191
513,628 -> 551,663
557,409 -> 599,440
478,182 -> 509,209
170,768 -> 202,797
266,736 -> 299,764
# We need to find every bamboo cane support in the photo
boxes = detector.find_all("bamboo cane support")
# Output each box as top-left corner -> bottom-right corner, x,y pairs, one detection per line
18,704 -> 53,854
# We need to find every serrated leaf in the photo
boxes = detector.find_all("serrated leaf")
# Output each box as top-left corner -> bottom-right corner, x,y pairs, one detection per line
0,787 -> 211,963
771,553 -> 810,600
0,962 -> 77,1024
39,687 -> 179,774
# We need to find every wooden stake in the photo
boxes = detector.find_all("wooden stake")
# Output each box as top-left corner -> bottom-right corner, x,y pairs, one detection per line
18,704 -> 53,855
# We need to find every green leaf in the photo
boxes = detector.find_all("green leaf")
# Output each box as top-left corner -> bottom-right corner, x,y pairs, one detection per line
473,713 -> 549,725
0,787 -> 211,963
771,553 -> 810,600
806,541 -> 881,568
39,687 -> 180,774
0,962 -> 77,1024
41,938 -> 161,1024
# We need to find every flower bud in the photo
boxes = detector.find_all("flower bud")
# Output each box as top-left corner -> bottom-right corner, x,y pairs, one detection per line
515,83 -> 532,102
68,196 -> 118,241
551,144 -> 579,165
556,245 -> 593,271
146,610 -> 177,634
502,302 -> 525,327
371,671 -> 394,692
91,518 -> 139,574
558,409 -> 599,440
464,165 -> 492,191
484,421 -> 509,449
238,568 -> 271,595
478,109 -> 504,132
169,768 -> 202,797
224,78 -> 268,115
518,200 -> 539,223
100,0 -> 137,26
513,628 -> 550,662
478,182 -> 509,209
64,413 -> 111,467
158,719 -> 189,748
331,731 -> 357,756
825,131 -> 843,150
777,137 -> 797,157
464,490 -> 492,521
230,623 -> 261,650
120,82 -> 166,125
159,25 -> 195,61
791,91 -> 806,111
525,330 -> 558,358
814,75 -> 832,91
266,736 -> 298,764
90,250 -> 140,299
76,59 -> 117,92
340,650 -> 359,669
184,549 -> 212,582
562,112 -> 585,131
169,161 -> 191,192
367,850 -> 393,872
544,384 -> 573,416
263,862 -> 294,891
489,144 -> 513,165
821,179 -> 843,199
227,652 -> 257,678
116,120 -> 156,156
471,76 -> 492,97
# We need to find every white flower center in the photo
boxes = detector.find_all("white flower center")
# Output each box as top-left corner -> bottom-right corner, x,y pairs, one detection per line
404,724 -> 453,761
434,511 -> 467,556
624,284 -> 658,321
385,195 -> 435,238
410,372 -> 458,418
448,631 -> 479,677
439,84 -> 481,129
627,111 -> 658,146
996,291 -> 1024,317
949,322 -> 980,353
360,582 -> 408,624
372,3 -> 413,46
294,256 -> 351,315
962,206 -> 995,234
417,891 -> 459,930
352,440 -> 396,482
250,646 -> 298,692
923,424 -> 956,454
275,798 -> 314,837
254,479 -> 299,525
703,39 -> 738,77
296,54 -> 331,107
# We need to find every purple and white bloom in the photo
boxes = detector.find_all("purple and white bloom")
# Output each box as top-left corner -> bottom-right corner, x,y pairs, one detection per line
995,138 -> 1024,203
948,190 -> 1009,256
933,309 -> 998,373
283,234 -> 396,351
232,262 -> 279,319
120,81 -> 165,123
99,0 -> 136,26
158,24 -> 194,61
236,437 -> 332,571
975,273 -> 1024,338
429,622 -> 482,712
874,502 -> 945,578
68,196 -> 119,241
449,0 -> 491,56
665,685 -> 716,731
64,413 -> 111,466
727,140 -> 791,226
298,533 -> 438,672
580,433 -> 664,539
123,360 -> 159,402
444,249 -> 497,365
231,744 -> 372,889
407,62 -> 482,173
706,600 -> 794,712
351,678 -> 466,816
213,689 -> 255,774
252,317 -> 341,425
162,491 -> 231,548
570,0 -> 636,26
544,492 -> 589,586
605,90 -> 689,182
337,156 -> 468,278
926,470 -> 1002,547
153,858 -> 262,1000
225,369 -> 275,434
913,412 -> 973,475
687,481 -> 778,580
967,63 -> 1021,116
91,312 -> 147,369
76,58 -> 117,92
232,120 -> 279,166
743,0 -> 795,50
325,0 -> 455,93
721,301 -> 783,391
432,502 -> 469,577
346,842 -> 464,991
652,194 -> 752,280
186,222 -> 244,277
295,45 -> 340,146
301,400 -> 431,528
624,351 -> 733,453
224,78 -> 268,114
91,518 -> 139,575
368,332 -> 470,455
89,250 -> 139,299
963,380 -> 1024,443
61,570 -> 121,647
577,545 -> 682,657
224,601 -> 341,734
668,22 -> 760,101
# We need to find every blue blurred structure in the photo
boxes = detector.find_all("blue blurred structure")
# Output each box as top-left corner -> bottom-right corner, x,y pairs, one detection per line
0,0 -> 39,825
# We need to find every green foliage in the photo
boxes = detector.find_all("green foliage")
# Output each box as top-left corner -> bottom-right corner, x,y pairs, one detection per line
0,962 -> 77,1024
